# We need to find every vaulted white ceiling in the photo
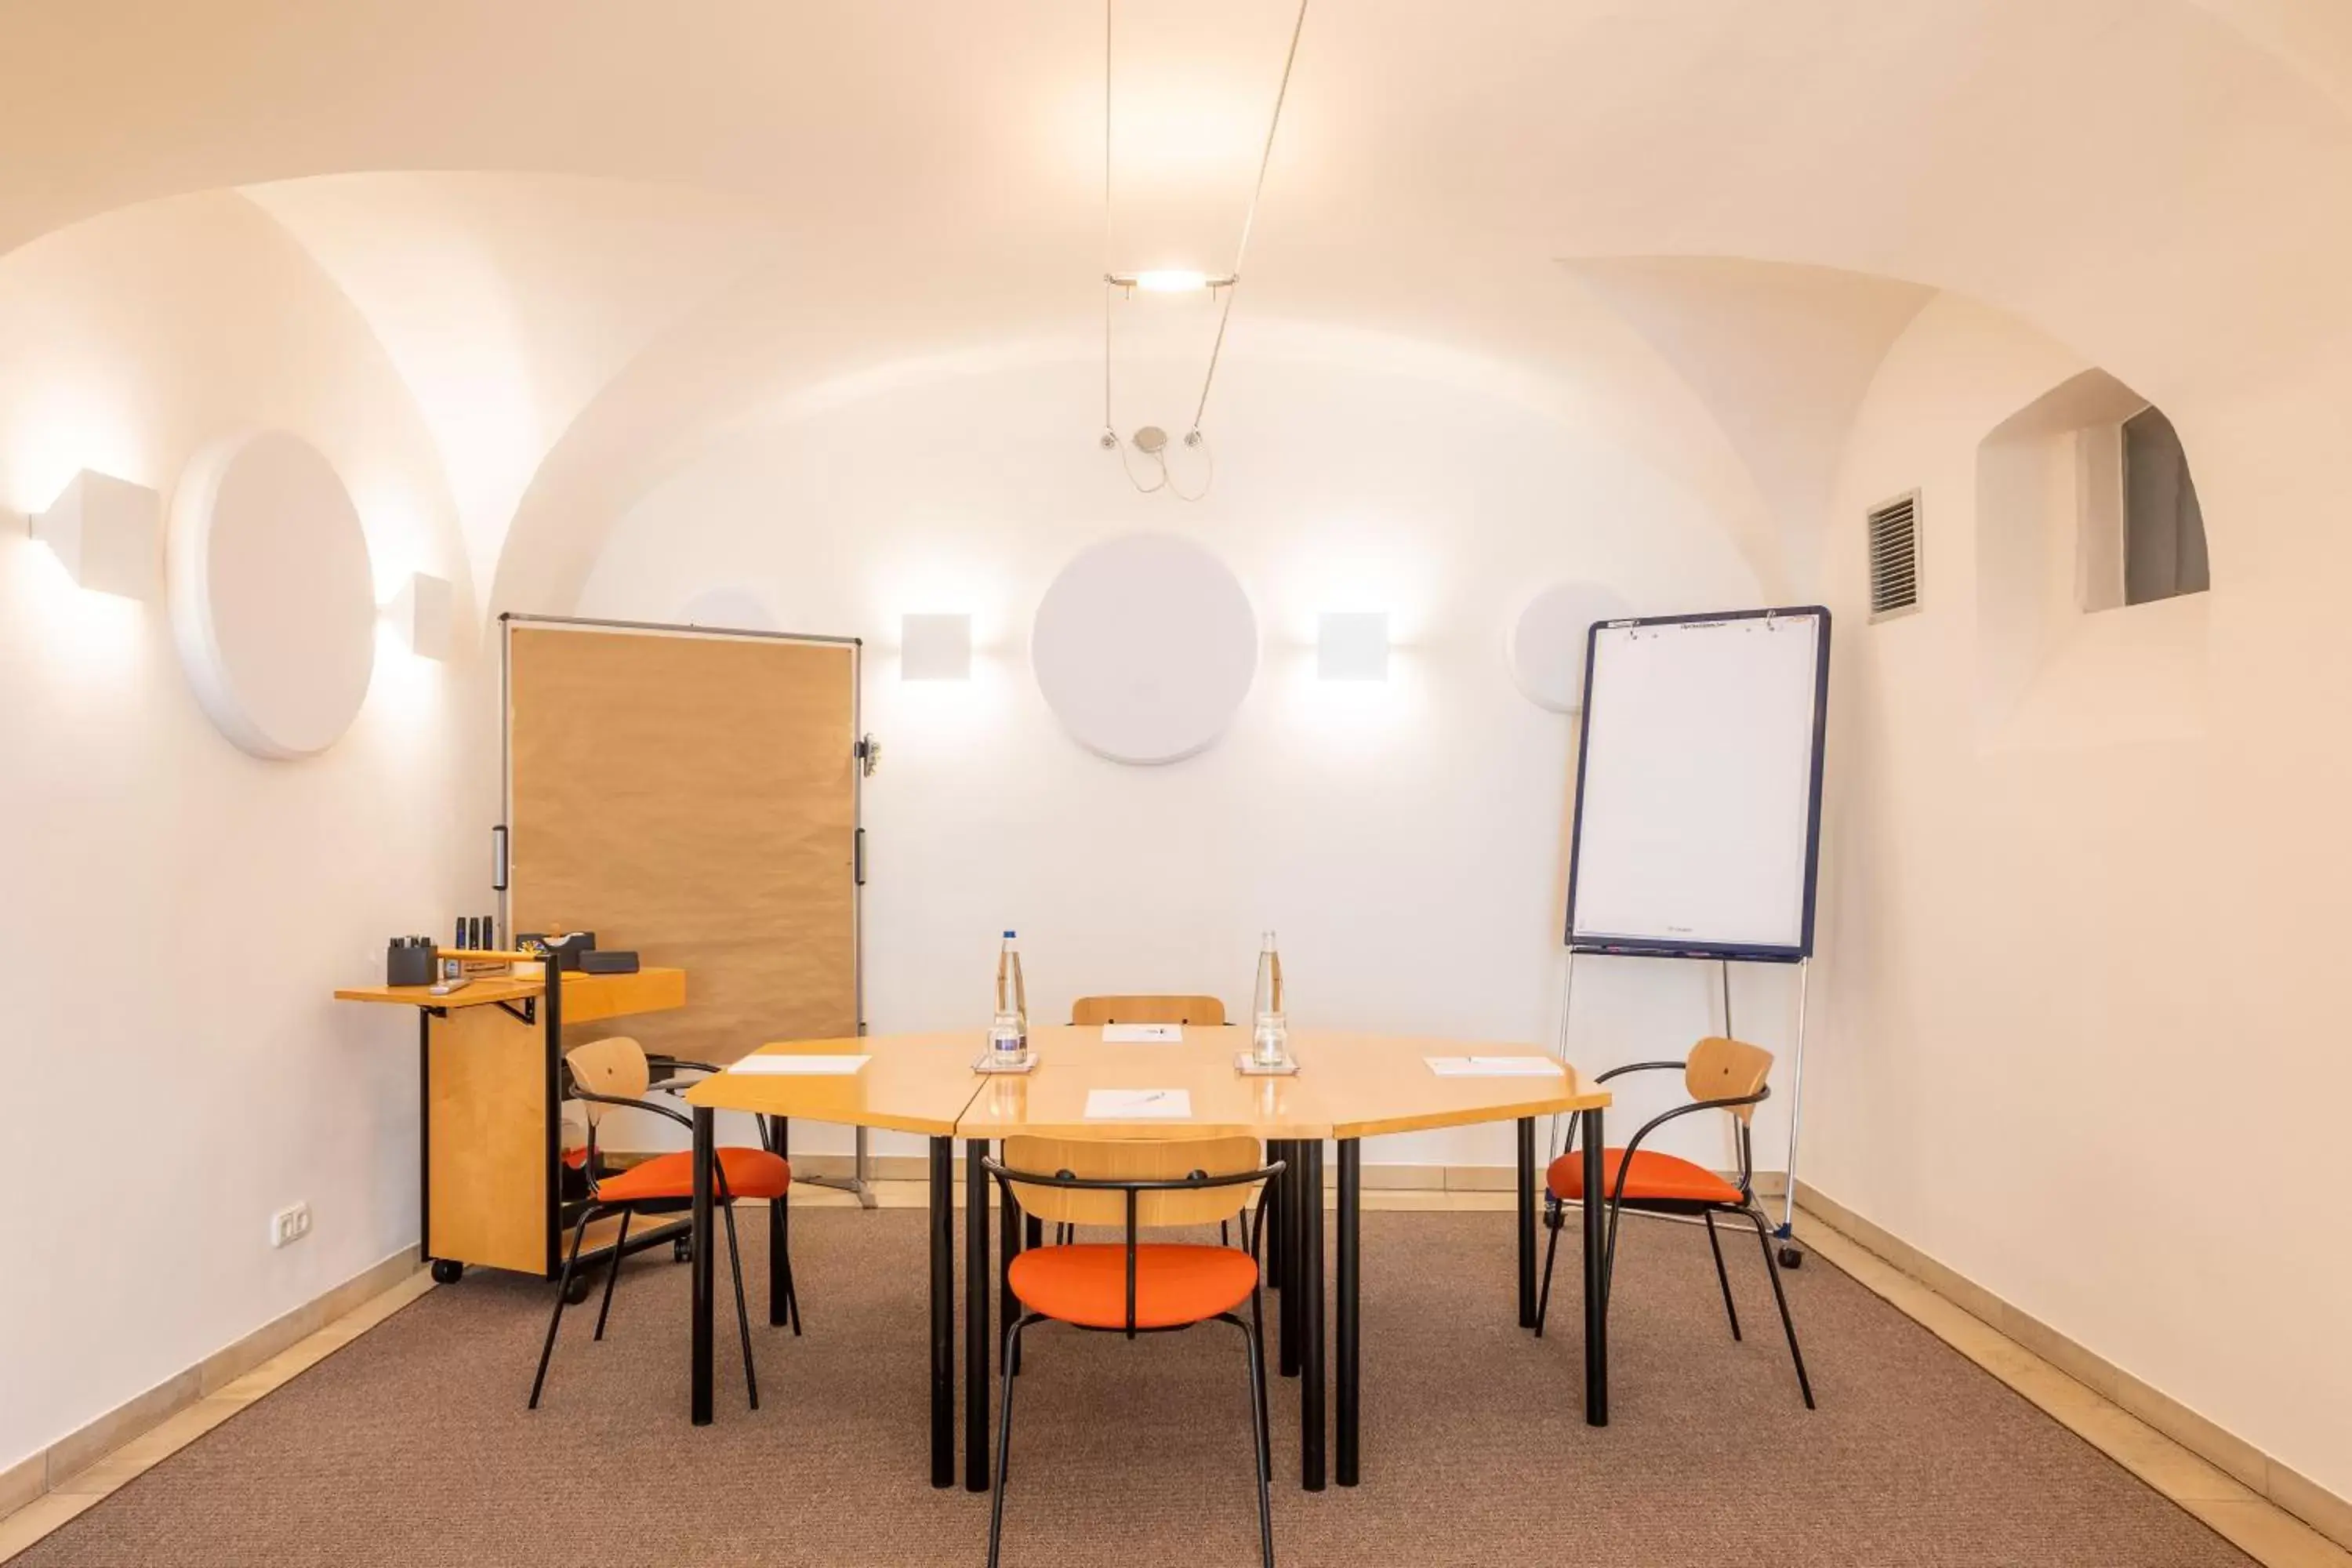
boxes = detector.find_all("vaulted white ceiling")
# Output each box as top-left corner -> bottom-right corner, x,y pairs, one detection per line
5,0 -> 2349,612
245,175 -> 788,593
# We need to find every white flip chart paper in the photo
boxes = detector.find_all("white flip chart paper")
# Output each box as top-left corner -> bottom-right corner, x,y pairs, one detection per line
1568,611 -> 1828,956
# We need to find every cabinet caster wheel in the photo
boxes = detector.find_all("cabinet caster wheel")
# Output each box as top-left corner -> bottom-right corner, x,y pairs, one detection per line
1777,1245 -> 1804,1269
430,1259 -> 464,1285
562,1272 -> 593,1305
673,1236 -> 694,1263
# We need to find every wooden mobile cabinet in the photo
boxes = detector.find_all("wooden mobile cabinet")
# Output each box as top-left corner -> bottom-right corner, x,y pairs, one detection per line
335,963 -> 688,1284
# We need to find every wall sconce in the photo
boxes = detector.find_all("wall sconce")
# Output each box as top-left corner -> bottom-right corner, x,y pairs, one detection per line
27,470 -> 161,600
901,612 -> 972,681
383,572 -> 454,660
1317,612 -> 1389,681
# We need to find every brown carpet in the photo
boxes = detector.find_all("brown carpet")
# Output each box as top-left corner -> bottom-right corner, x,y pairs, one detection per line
16,1210 -> 2248,1568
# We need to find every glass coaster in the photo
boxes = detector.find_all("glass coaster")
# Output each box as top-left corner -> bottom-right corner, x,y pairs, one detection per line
971,1051 -> 1039,1075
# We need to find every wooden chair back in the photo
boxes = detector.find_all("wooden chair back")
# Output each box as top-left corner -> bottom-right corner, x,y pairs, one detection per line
1001,1134 -> 1262,1228
564,1035 -> 651,1127
1685,1036 -> 1774,1121
1070,994 -> 1228,1025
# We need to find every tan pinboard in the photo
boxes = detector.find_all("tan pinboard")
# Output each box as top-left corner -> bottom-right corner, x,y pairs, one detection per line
506,625 -> 858,1065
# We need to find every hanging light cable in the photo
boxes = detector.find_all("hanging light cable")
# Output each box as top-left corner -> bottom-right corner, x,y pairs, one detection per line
1100,0 -> 1117,451
1099,0 -> 1312,496
1188,0 -> 1310,445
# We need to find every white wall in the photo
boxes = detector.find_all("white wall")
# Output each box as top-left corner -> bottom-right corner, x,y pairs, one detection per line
575,339 -> 1809,1175
0,193 -> 474,1473
1808,291 -> 2352,1499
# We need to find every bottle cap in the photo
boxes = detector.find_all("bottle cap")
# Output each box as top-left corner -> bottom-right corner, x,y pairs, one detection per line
1004,930 -> 1016,939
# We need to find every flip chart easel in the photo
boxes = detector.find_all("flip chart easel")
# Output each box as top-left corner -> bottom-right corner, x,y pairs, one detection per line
1551,606 -> 1831,1265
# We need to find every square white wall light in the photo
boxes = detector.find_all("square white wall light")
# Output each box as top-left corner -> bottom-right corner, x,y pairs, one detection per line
1317,611 -> 1389,681
384,572 -> 455,660
30,470 -> 161,599
902,612 -> 972,681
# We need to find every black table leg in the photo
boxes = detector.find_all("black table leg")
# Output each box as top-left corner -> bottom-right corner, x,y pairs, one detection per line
1516,1116 -> 1537,1327
768,1116 -> 789,1327
929,1135 -> 954,1487
999,1152 -> 1022,1374
691,1105 -> 714,1426
1279,1141 -> 1301,1377
965,1138 -> 989,1492
1301,1139 -> 1325,1491
1581,1107 -> 1608,1427
1336,1138 -> 1359,1487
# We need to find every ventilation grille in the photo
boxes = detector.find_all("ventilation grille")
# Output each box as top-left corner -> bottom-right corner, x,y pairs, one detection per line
1867,491 -> 1921,621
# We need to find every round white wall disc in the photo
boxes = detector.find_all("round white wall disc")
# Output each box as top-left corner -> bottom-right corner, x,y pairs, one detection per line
169,430 -> 377,760
1509,580 -> 1635,713
1031,533 -> 1258,765
677,586 -> 780,632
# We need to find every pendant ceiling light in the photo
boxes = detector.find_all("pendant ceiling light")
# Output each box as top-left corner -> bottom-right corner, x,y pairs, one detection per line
1099,0 -> 1311,500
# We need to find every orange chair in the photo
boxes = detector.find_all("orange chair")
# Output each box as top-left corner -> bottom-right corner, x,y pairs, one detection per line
981,1136 -> 1283,1568
1534,1036 -> 1814,1408
528,1036 -> 796,1410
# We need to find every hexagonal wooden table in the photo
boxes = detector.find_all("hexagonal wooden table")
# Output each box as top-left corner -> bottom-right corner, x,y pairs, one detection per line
685,1025 -> 1612,1495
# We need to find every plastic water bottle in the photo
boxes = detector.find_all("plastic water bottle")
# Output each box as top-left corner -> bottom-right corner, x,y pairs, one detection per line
1251,931 -> 1287,1065
993,931 -> 1029,1059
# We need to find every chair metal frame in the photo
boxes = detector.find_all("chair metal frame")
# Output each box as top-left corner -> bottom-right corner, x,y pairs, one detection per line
1534,1058 -> 1815,1409
978,1153 -> 1286,1568
528,1054 -> 797,1410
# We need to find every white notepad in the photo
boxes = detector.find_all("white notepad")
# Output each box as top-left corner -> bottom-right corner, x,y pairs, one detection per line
1085,1088 -> 1192,1120
1424,1056 -> 1564,1079
728,1054 -> 870,1076
1100,1023 -> 1183,1044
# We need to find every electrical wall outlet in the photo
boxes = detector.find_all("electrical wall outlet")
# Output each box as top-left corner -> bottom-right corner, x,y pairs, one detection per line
270,1202 -> 313,1249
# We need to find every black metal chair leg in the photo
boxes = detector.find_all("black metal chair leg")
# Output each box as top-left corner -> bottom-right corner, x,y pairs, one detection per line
782,1247 -> 804,1336
1746,1208 -> 1814,1409
1704,1209 -> 1742,1341
1249,1284 -> 1271,1461
1601,1192 -> 1627,1319
593,1209 -> 633,1341
1240,1316 -> 1274,1568
1221,1219 -> 1231,1248
987,1318 -> 1029,1568
529,1210 -> 594,1409
1534,1203 -> 1562,1338
722,1203 -> 760,1410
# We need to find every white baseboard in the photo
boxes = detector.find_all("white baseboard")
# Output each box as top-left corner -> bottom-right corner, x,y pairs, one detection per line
1,1248 -> 422,1519
1795,1181 -> 2352,1555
